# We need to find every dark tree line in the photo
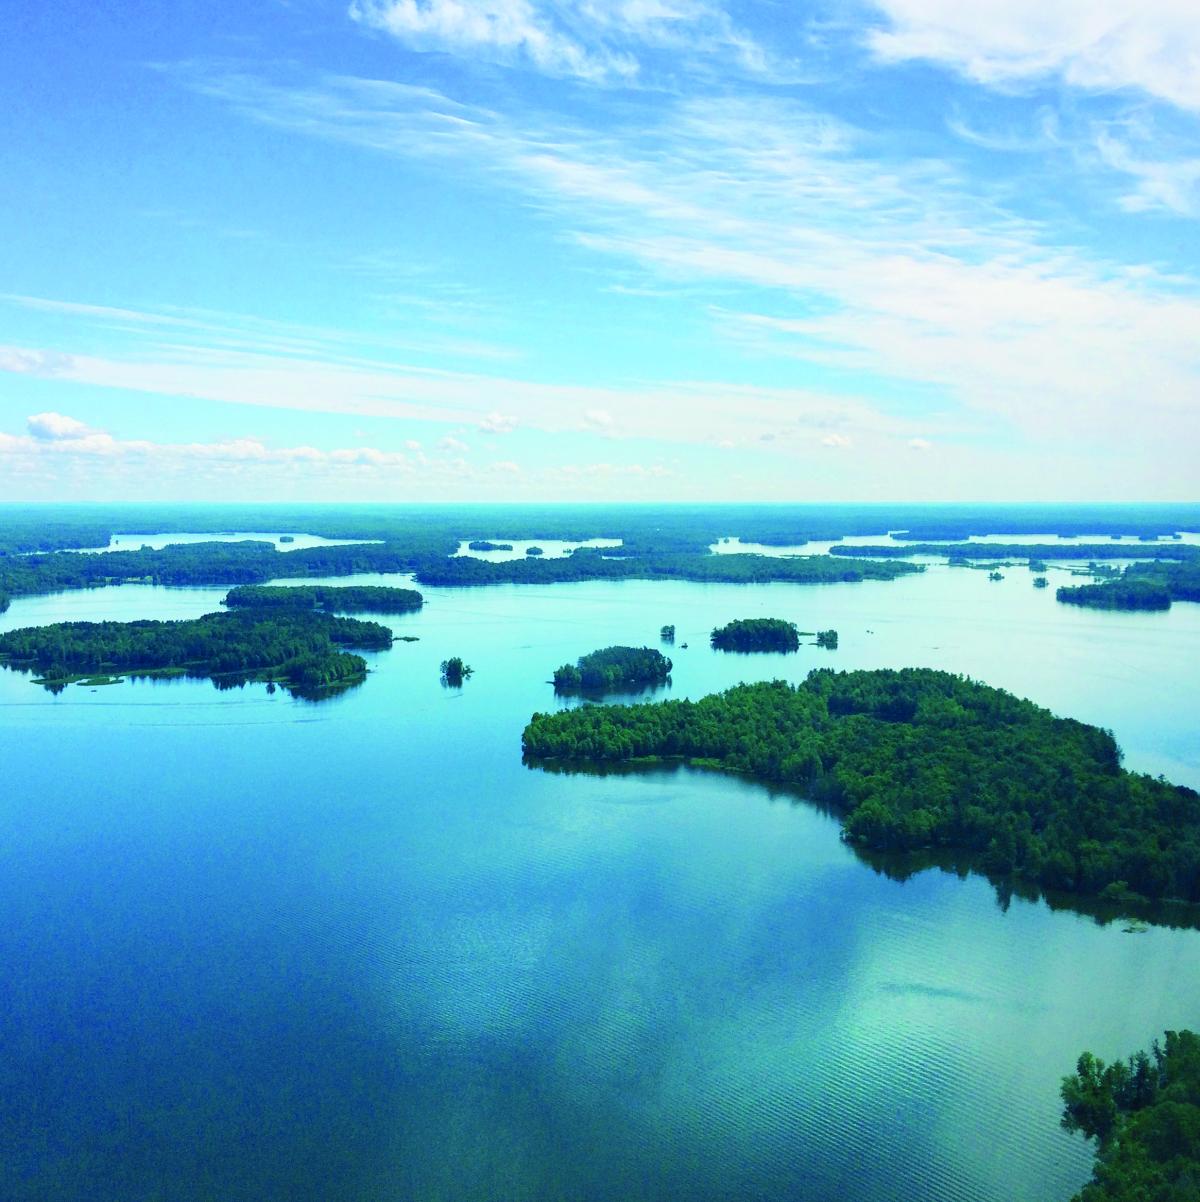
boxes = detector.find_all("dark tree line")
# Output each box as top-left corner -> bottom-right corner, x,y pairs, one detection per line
522,668 -> 1200,904
1061,1029 -> 1200,1200
223,584 -> 424,613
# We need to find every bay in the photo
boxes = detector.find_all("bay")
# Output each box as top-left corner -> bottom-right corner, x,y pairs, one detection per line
1,563 -> 1197,1200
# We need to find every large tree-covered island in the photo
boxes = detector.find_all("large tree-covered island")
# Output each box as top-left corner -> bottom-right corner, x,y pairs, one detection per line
523,668 -> 1200,905
711,618 -> 801,652
552,646 -> 672,693
0,610 -> 394,697
223,584 -> 424,613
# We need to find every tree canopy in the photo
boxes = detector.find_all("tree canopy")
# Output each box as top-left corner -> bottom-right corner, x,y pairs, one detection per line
553,646 -> 672,693
223,584 -> 424,613
711,618 -> 800,652
1061,1030 -> 1200,1201
0,610 -> 392,697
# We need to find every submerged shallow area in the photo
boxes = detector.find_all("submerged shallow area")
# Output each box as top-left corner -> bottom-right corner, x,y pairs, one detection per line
1,563 -> 1198,1200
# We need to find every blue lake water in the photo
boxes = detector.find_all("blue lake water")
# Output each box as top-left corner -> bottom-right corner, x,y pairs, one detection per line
1,564 -> 1198,1200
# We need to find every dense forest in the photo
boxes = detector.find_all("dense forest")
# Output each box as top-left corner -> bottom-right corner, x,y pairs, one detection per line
710,618 -> 800,652
522,669 -> 1200,904
553,646 -> 672,693
1057,562 -> 1200,611
1061,1029 -> 1200,1200
3,502 -> 1197,557
467,540 -> 512,551
223,584 -> 424,613
440,656 -> 472,686
0,610 -> 393,696
414,550 -> 921,588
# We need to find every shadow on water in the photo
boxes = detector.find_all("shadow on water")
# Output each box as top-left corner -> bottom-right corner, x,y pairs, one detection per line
526,754 -> 1200,932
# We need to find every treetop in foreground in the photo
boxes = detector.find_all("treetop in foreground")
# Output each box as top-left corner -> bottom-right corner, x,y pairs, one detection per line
522,668 -> 1200,905
553,645 -> 672,693
1061,1029 -> 1200,1200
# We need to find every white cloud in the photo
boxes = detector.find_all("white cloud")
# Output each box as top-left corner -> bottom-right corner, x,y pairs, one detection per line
349,0 -> 636,82
583,407 -> 614,429
908,437 -> 932,451
479,410 -> 518,434
27,411 -> 93,441
348,0 -> 784,84
821,432 -> 852,449
439,434 -> 470,452
867,1 -> 1200,112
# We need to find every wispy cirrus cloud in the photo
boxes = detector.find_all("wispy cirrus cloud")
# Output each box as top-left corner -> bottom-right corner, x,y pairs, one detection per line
865,0 -> 1200,113
348,0 -> 785,84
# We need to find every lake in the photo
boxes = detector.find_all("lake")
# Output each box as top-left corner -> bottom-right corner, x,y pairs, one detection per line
1,562 -> 1197,1200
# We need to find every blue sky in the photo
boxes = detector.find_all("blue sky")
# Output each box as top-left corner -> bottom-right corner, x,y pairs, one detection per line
1,0 -> 1197,501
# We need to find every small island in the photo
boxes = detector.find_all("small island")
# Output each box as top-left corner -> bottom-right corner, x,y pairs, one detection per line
0,610 -> 394,697
710,618 -> 800,653
223,584 -> 424,613
1033,576 -> 1049,589
278,535 -> 296,544
816,629 -> 838,649
522,668 -> 1200,904
988,570 -> 1004,581
467,540 -> 513,551
660,624 -> 675,644
553,646 -> 672,693
1061,1028 -> 1200,1200
441,656 -> 472,686
525,545 -> 545,556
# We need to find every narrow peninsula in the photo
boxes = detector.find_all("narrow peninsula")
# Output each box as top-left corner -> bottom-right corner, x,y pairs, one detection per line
223,584 -> 424,613
522,668 -> 1200,905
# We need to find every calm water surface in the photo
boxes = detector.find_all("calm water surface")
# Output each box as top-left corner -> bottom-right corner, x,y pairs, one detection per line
1,565 -> 1198,1201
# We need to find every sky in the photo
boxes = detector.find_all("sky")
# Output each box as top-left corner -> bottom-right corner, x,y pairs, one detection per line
1,0 -> 1198,502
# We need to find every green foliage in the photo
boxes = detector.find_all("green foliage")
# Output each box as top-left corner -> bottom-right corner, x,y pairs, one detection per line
522,669 -> 1200,903
467,540 -> 513,551
816,629 -> 838,649
834,543 -> 1200,562
0,610 -> 391,697
414,551 -> 922,588
525,545 -> 545,556
1061,1030 -> 1200,1201
660,624 -> 675,644
1058,581 -> 1173,611
553,646 -> 672,693
440,656 -> 472,686
1034,576 -> 1050,588
711,618 -> 800,652
1056,562 -> 1200,611
223,584 -> 423,613
989,570 -> 1004,581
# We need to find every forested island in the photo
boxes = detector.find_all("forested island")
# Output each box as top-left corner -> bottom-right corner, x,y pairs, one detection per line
832,542 -> 1200,563
816,629 -> 838,649
710,618 -> 800,652
553,646 -> 672,693
522,668 -> 1200,904
1056,562 -> 1200,611
223,584 -> 424,613
467,540 -> 513,551
1061,1029 -> 1200,1201
0,610 -> 393,696
0,539 -> 921,614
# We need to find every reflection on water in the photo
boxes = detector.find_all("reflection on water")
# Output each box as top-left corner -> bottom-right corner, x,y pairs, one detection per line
1,563 -> 1198,1200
